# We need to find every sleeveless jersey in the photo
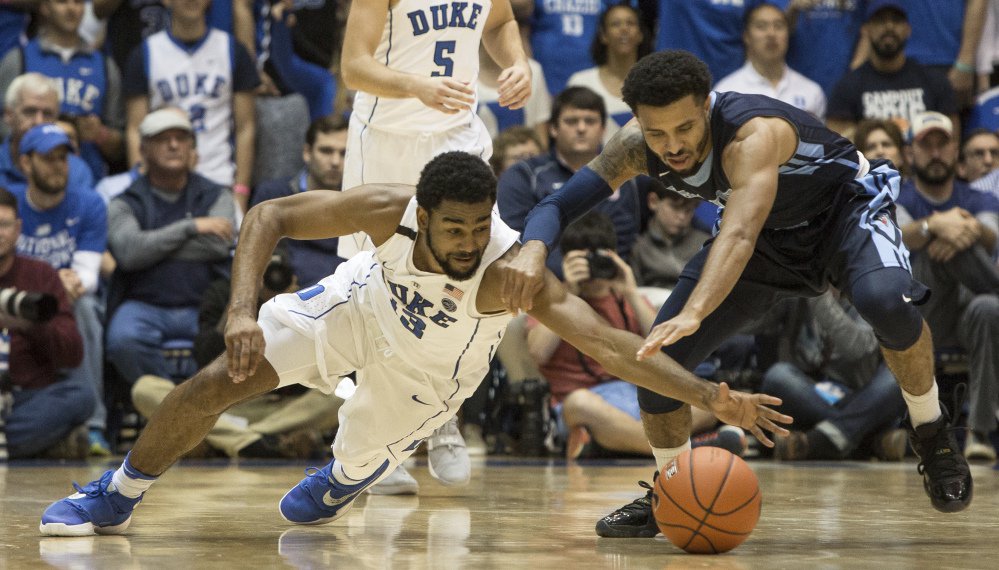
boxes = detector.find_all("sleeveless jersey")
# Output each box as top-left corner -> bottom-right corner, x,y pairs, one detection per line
646,91 -> 863,230
144,28 -> 236,185
21,39 -> 110,179
352,0 -> 491,134
364,198 -> 516,379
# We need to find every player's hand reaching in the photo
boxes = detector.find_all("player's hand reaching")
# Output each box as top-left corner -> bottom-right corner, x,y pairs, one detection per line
225,312 -> 265,383
496,60 -> 532,110
706,382 -> 792,448
414,77 -> 476,114
501,240 -> 548,313
636,311 -> 702,360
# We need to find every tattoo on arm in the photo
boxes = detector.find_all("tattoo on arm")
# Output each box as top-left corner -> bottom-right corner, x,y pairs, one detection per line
589,124 -> 649,183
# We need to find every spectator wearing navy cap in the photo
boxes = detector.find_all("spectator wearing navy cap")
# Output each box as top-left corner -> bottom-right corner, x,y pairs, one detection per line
12,122 -> 110,455
827,0 -> 959,141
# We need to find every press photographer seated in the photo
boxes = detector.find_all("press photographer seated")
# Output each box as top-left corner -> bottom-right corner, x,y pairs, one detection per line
526,211 -> 659,459
0,187 -> 93,460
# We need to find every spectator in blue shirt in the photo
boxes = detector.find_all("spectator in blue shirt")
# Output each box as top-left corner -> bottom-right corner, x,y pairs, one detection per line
12,123 -> 109,455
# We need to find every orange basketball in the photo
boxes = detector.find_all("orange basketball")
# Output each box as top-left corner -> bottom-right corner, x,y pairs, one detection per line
652,447 -> 761,554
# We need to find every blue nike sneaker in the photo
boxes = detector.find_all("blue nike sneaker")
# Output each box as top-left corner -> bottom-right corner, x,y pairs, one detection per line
40,470 -> 143,536
279,459 -> 390,525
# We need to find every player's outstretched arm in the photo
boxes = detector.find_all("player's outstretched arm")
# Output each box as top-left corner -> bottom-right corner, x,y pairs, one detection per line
523,270 -> 792,446
636,118 -> 793,360
225,185 -> 414,382
502,122 -> 649,313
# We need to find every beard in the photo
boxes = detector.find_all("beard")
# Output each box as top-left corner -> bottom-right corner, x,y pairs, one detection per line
913,159 -> 955,185
32,174 -> 67,195
425,231 -> 483,281
668,127 -> 711,177
871,34 -> 906,60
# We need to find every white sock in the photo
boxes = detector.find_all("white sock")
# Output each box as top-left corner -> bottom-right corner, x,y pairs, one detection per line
902,382 -> 942,428
110,454 -> 158,499
651,440 -> 691,473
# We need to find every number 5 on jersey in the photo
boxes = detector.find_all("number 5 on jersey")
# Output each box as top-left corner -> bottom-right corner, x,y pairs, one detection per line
432,41 -> 456,77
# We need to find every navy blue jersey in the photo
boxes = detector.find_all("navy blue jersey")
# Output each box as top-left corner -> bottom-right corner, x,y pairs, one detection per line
645,91 -> 862,230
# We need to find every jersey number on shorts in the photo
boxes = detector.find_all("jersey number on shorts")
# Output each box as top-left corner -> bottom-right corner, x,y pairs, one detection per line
431,41 -> 456,77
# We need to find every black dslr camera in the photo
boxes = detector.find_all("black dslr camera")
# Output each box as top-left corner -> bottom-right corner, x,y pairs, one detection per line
585,250 -> 618,280
0,287 -> 57,322
262,253 -> 295,292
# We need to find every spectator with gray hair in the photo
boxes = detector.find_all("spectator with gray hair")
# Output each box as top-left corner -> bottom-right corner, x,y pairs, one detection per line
1,73 -> 94,193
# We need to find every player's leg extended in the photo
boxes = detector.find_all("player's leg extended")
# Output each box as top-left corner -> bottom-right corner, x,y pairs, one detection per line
39,355 -> 280,536
849,267 -> 972,512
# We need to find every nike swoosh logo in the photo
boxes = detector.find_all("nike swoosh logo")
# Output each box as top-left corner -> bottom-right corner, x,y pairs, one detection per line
412,394 -> 432,406
902,295 -> 912,303
322,487 -> 363,507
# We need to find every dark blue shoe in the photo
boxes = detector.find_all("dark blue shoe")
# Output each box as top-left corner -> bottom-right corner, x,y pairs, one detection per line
40,470 -> 143,536
279,459 -> 390,525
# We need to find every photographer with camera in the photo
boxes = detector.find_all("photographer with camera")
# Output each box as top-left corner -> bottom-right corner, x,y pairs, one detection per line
0,186 -> 92,460
130,247 -> 341,459
525,212 -> 658,459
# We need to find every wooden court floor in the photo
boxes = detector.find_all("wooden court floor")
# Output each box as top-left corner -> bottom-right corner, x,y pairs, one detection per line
2,456 -> 998,569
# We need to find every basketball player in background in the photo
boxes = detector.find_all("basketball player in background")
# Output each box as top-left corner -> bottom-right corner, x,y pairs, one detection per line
39,152 -> 791,535
338,0 -> 532,492
502,50 -> 973,538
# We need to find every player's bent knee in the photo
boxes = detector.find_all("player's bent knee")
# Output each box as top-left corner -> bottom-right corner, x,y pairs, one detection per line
638,386 -> 684,415
851,269 -> 923,351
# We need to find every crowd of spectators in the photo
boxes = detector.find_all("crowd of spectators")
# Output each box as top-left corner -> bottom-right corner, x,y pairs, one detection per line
0,0 -> 997,465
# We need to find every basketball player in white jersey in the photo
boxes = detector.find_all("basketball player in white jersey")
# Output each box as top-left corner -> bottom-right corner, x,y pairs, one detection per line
339,0 -> 533,491
39,152 -> 791,535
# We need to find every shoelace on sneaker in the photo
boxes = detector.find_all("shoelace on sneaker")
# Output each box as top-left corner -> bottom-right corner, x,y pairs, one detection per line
613,478 -> 655,516
72,471 -> 115,497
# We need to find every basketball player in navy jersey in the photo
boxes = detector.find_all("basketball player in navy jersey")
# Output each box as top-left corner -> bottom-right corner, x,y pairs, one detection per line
502,50 -> 973,538
38,151 -> 790,535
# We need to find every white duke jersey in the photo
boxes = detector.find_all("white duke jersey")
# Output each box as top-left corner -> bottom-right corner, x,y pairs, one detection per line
352,0 -> 492,134
144,29 -> 235,185
361,197 -> 517,379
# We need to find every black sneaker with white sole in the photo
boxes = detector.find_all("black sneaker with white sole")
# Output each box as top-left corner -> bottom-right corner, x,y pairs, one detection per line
594,473 -> 660,538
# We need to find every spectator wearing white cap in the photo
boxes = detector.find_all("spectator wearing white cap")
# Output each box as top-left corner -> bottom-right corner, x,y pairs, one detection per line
894,110 -> 999,462
105,108 -> 235,390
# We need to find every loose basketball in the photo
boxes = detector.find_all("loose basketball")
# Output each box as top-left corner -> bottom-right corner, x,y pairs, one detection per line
652,447 -> 761,554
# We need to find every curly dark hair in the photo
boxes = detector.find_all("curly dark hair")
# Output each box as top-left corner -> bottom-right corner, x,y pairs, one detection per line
622,50 -> 712,112
560,210 -> 617,253
416,151 -> 497,211
590,3 -> 653,66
